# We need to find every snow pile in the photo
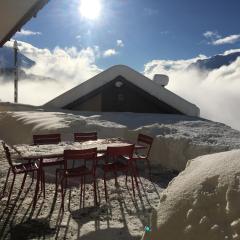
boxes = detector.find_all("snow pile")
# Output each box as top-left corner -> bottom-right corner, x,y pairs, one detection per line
129,120 -> 240,170
142,149 -> 240,240
0,110 -> 240,171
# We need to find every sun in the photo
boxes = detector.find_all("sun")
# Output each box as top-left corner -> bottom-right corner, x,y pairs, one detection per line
79,0 -> 102,20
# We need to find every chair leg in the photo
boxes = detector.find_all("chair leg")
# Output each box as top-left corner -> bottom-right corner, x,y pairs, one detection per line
114,171 -> 118,186
1,168 -> 11,197
31,171 -> 34,183
134,160 -> 140,178
61,177 -> 66,211
93,179 -> 97,206
7,173 -> 16,206
33,169 -> 40,208
42,171 -> 46,199
83,176 -> 86,208
130,161 -> 140,192
146,159 -> 151,178
80,177 -> 83,208
130,171 -> 135,198
133,168 -> 139,191
20,173 -> 27,190
55,169 -> 59,193
103,173 -> 108,202
125,170 -> 128,185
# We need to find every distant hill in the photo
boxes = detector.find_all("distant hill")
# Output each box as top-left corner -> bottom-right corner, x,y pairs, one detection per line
189,52 -> 240,70
0,46 -> 35,69
0,46 -> 54,82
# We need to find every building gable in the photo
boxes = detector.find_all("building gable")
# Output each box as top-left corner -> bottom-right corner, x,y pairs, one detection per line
64,76 -> 182,114
44,65 -> 200,116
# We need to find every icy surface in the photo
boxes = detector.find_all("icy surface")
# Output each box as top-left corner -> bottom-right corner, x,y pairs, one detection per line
142,149 -> 240,240
0,110 -> 240,170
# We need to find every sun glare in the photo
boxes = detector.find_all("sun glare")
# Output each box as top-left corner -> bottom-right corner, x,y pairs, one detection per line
79,0 -> 102,20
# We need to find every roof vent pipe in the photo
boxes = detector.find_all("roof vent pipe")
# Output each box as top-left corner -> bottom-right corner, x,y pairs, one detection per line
153,74 -> 169,87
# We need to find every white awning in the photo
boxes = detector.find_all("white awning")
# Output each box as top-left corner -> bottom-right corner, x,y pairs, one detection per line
0,0 -> 49,46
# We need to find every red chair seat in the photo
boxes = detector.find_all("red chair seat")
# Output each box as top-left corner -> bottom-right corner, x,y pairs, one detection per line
103,162 -> 128,172
13,162 -> 39,174
62,166 -> 92,177
42,158 -> 64,166
132,153 -> 147,160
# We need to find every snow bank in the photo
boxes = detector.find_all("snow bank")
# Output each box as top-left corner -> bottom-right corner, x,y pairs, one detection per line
141,149 -> 240,240
0,110 -> 240,171
0,111 -> 127,145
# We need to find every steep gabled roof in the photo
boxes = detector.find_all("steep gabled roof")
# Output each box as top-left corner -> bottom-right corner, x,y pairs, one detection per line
0,0 -> 49,47
44,65 -> 200,117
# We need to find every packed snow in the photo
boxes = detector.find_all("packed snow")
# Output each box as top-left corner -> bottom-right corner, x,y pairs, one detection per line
1,110 -> 240,171
142,149 -> 240,240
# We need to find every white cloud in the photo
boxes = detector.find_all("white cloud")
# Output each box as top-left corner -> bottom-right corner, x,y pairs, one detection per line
144,52 -> 240,130
203,31 -> 240,45
16,29 -> 42,36
103,49 -> 118,57
213,34 -> 240,45
116,40 -> 124,48
1,40 -> 102,105
223,48 -> 240,55
203,31 -> 220,39
144,55 -> 207,76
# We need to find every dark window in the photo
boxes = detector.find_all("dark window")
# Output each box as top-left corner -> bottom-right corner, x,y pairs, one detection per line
117,93 -> 124,102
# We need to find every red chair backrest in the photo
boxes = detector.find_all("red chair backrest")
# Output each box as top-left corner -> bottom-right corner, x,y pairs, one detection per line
74,132 -> 97,142
137,134 -> 153,157
63,148 -> 97,170
2,142 -> 14,168
33,134 -> 61,145
106,144 -> 135,161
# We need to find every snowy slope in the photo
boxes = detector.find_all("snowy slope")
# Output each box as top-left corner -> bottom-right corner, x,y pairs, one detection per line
189,51 -> 240,70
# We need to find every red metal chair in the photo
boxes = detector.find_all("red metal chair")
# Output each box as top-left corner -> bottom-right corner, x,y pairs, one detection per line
102,144 -> 137,201
57,148 -> 98,211
1,142 -> 40,206
33,134 -> 64,198
33,134 -> 61,145
74,132 -> 97,142
132,134 -> 153,178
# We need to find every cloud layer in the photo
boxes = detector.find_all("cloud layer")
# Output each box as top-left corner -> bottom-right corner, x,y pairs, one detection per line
16,29 -> 42,36
203,31 -> 240,45
1,40 -> 102,105
144,52 -> 240,130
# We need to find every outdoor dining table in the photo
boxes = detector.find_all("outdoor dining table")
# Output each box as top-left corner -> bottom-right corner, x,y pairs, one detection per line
12,138 -> 146,206
13,138 -> 146,160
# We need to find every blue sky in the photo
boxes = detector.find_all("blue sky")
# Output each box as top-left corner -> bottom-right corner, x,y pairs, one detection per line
14,0 -> 240,71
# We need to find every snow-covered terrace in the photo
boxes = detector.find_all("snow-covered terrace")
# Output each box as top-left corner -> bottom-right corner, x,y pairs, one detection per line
1,110 -> 240,171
